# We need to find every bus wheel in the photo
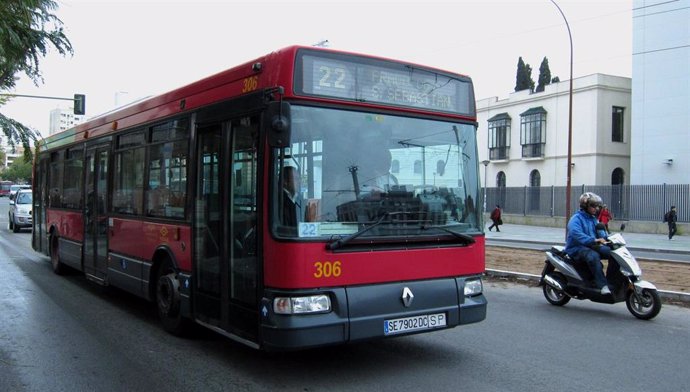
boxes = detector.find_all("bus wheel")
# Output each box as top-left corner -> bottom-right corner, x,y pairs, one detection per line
156,260 -> 189,335
50,234 -> 65,275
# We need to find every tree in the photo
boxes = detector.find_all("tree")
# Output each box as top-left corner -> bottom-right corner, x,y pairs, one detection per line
3,156 -> 32,183
0,144 -> 6,170
536,57 -> 552,93
514,57 -> 535,93
0,0 -> 73,161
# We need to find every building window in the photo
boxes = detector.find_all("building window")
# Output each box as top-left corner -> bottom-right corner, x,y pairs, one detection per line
496,171 -> 506,187
520,107 -> 546,158
391,159 -> 400,174
529,170 -> 541,186
612,168 -> 624,185
488,113 -> 511,160
496,171 -> 507,209
413,160 -> 422,174
612,106 -> 624,142
528,170 -> 541,211
436,160 -> 446,176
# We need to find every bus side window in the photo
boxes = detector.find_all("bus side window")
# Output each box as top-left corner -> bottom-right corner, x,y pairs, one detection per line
147,186 -> 168,216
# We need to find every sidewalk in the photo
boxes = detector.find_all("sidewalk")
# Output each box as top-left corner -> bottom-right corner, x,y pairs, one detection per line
485,223 -> 690,254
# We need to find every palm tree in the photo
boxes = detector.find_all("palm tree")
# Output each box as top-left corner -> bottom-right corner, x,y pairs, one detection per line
0,0 -> 73,161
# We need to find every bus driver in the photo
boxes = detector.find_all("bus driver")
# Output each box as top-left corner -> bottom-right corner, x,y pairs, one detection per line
359,149 -> 398,195
280,166 -> 302,226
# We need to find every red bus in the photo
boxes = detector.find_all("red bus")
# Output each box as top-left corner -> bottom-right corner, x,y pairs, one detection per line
32,46 -> 486,350
0,180 -> 12,197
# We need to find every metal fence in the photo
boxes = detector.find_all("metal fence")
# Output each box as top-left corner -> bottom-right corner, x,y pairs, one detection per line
485,184 -> 690,223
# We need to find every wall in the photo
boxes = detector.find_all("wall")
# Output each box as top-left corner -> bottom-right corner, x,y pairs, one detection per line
477,74 -> 632,188
631,0 -> 690,184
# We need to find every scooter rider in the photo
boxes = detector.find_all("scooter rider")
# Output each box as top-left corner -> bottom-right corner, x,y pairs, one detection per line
564,192 -> 612,295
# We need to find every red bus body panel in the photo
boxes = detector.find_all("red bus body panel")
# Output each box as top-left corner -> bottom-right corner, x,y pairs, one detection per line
46,210 -> 84,242
109,218 -> 192,271
263,236 -> 485,289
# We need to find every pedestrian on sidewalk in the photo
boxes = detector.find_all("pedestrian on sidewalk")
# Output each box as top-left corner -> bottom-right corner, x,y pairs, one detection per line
665,206 -> 678,240
598,204 -> 613,233
488,205 -> 502,232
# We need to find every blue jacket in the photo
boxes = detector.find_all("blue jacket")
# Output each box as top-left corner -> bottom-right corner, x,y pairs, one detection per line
564,209 -> 603,256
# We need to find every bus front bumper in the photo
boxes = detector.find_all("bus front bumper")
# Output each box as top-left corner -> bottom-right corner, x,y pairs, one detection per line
260,277 -> 487,351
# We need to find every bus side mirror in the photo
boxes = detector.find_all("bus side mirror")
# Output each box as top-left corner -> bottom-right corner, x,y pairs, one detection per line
265,101 -> 291,148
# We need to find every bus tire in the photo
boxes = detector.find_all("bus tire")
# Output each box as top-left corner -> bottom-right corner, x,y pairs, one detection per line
50,233 -> 65,275
156,259 -> 190,335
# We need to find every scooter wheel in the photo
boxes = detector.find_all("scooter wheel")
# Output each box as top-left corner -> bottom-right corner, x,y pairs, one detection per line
626,289 -> 661,320
543,273 -> 570,306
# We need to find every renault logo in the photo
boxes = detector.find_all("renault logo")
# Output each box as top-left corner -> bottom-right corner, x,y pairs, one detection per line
401,287 -> 414,307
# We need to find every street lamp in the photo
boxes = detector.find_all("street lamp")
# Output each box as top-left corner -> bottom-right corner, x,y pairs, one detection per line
551,0 -> 574,239
482,160 -> 490,213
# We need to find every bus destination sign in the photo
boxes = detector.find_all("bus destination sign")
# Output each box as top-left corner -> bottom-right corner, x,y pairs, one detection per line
296,51 -> 474,116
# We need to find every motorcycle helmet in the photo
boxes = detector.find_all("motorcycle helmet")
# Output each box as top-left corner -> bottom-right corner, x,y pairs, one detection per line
579,192 -> 603,210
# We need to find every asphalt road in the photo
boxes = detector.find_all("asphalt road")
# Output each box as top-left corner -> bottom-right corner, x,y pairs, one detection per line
1,199 -> 690,391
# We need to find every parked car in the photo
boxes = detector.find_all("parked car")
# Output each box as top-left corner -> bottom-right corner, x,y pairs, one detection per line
9,184 -> 31,200
9,189 -> 32,232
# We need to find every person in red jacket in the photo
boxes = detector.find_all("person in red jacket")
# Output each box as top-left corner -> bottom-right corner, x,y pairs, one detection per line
597,204 -> 613,233
488,205 -> 502,232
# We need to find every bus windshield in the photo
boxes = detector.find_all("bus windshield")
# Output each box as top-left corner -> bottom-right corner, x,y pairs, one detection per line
272,105 -> 481,240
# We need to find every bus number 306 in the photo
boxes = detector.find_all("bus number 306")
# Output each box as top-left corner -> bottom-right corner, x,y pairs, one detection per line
313,261 -> 342,278
242,76 -> 259,93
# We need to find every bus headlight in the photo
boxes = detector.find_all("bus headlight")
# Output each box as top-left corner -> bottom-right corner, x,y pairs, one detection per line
273,294 -> 331,314
464,279 -> 483,296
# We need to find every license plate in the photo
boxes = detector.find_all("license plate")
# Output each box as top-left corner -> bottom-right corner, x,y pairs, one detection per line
384,313 -> 447,335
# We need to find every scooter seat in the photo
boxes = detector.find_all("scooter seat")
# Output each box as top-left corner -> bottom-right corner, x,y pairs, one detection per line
550,245 -> 567,257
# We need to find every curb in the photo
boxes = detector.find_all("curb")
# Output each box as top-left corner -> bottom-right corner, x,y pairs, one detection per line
484,268 -> 690,304
488,238 -> 690,256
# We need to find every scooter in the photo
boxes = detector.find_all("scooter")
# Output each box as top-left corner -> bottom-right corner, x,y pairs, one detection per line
539,231 -> 662,320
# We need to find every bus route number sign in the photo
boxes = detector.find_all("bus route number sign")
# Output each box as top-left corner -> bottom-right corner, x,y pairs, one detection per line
296,50 -> 473,116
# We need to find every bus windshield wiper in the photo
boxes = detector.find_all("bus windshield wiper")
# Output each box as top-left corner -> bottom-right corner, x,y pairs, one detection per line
327,212 -> 416,251
419,224 -> 476,244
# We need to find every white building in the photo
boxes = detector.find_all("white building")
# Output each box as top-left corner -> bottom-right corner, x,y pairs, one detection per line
49,107 -> 84,136
477,74 -> 632,188
631,0 -> 690,184
4,150 -> 23,168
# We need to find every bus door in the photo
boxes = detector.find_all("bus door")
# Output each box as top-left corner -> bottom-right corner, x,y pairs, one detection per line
194,116 -> 259,343
32,157 -> 50,253
83,145 -> 110,282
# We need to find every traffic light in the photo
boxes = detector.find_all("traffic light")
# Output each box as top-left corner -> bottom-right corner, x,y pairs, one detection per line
74,94 -> 86,115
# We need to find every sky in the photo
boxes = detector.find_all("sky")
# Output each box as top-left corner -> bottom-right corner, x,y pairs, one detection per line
2,0 -> 633,136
